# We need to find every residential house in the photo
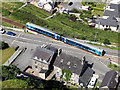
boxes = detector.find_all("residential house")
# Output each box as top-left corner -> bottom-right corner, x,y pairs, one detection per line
53,52 -> 94,87
95,1 -> 120,31
29,0 -> 55,12
32,45 -> 58,79
99,70 -> 119,89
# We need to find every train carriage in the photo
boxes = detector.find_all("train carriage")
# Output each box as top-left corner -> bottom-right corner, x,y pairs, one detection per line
26,22 -> 104,56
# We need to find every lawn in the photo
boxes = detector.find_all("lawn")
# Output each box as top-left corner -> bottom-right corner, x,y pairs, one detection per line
0,47 -> 16,64
2,79 -> 28,88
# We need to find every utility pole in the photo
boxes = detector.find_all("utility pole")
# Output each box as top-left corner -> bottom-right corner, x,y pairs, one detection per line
94,32 -> 98,42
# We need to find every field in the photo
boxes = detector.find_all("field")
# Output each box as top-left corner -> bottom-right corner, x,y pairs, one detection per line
0,47 -> 16,64
1,2 -> 119,46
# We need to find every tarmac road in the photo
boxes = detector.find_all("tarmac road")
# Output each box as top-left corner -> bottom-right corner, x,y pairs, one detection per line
1,31 -> 111,81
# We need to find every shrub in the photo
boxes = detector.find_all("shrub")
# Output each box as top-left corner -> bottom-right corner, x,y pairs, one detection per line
104,39 -> 111,45
92,7 -> 104,11
0,41 -> 9,49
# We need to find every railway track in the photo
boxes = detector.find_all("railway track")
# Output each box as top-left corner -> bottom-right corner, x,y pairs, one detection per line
0,17 -> 26,29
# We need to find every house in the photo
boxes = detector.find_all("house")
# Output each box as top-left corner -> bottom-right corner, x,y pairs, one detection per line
99,70 -> 118,89
30,0 -> 55,12
95,2 -> 120,31
32,45 -> 58,79
53,52 -> 94,87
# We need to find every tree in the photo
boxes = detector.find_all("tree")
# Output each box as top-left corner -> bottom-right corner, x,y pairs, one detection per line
104,39 -> 111,45
0,41 -> 9,49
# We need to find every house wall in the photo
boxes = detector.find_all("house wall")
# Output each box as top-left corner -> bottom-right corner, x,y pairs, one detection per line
102,16 -> 109,19
39,73 -> 45,79
70,73 -> 79,85
95,24 -> 118,31
32,60 -> 49,71
43,4 -> 52,11
54,66 -> 62,80
54,66 -> 80,85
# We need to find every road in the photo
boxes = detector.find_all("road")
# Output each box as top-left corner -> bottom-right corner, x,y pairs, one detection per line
1,31 -> 113,80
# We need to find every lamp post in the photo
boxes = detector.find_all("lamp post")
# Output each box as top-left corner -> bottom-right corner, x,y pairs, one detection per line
94,32 -> 98,42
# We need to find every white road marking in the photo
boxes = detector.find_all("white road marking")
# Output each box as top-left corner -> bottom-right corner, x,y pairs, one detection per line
11,33 -> 22,45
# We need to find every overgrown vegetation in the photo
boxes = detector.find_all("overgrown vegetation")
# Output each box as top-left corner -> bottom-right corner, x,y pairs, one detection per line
1,65 -> 68,89
108,63 -> 120,73
62,69 -> 72,82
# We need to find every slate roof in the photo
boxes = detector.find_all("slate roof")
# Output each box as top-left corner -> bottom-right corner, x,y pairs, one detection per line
103,10 -> 119,17
46,45 -> 58,53
54,53 -> 83,75
79,67 -> 94,87
33,46 -> 54,64
99,70 -> 117,89
61,1 -> 81,11
96,17 -> 118,27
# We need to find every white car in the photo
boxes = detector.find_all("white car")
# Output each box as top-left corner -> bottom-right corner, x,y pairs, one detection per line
0,27 -> 6,34
88,77 -> 97,88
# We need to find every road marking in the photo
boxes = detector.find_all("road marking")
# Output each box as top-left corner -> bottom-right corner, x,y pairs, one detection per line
11,33 -> 22,45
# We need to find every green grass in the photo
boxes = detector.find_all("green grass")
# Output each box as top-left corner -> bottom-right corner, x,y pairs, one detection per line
108,63 -> 120,73
2,79 -> 28,88
0,47 -> 16,64
62,69 -> 72,82
87,42 -> 119,50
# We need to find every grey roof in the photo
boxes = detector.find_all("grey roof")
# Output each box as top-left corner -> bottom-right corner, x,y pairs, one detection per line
79,67 -> 94,87
99,70 -> 117,89
109,4 -> 120,12
54,53 -> 83,75
96,17 -> 118,27
103,10 -> 119,17
61,2 -> 81,10
33,46 -> 54,63
46,45 -> 58,53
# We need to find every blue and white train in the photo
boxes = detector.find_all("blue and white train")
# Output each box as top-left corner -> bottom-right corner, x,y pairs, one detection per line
26,22 -> 104,56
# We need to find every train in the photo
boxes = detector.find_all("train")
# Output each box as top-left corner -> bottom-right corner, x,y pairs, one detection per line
26,22 -> 104,56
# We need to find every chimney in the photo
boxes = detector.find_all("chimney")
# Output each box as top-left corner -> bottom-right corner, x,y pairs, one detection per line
58,48 -> 62,56
81,56 -> 86,65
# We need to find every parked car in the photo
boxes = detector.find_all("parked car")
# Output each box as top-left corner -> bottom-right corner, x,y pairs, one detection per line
0,27 -> 6,34
7,31 -> 16,36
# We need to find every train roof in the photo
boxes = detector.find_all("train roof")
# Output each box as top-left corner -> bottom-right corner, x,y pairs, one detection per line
26,23 -> 103,52
26,22 -> 58,35
65,37 -> 103,51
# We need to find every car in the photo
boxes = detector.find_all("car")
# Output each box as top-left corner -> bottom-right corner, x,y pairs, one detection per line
7,31 -> 16,36
0,27 -> 6,34
88,77 -> 97,88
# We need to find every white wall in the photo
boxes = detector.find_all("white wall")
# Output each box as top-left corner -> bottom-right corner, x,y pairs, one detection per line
95,24 -> 118,32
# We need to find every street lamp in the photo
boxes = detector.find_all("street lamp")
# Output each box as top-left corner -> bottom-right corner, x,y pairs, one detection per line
94,32 -> 98,42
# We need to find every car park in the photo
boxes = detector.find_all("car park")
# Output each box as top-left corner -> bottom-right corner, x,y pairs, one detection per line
7,31 -> 16,36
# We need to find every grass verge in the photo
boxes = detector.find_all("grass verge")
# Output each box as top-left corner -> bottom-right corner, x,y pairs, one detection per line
0,47 -> 16,64
108,63 -> 120,73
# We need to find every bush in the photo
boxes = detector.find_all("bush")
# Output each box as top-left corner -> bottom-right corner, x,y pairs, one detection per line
70,8 -> 79,13
104,39 -> 111,45
0,41 -> 9,49
92,7 -> 104,11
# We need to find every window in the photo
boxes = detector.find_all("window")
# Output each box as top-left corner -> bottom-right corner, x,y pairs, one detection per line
35,65 -> 37,69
